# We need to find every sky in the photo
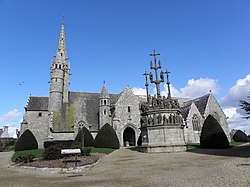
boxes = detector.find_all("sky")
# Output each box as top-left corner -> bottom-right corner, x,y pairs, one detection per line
1,0 -> 250,137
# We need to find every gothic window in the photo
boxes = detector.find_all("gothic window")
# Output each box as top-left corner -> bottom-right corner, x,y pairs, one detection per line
59,64 -> 62,69
104,100 -> 106,105
104,109 -> 106,115
55,64 -> 58,69
77,121 -> 87,131
192,114 -> 200,131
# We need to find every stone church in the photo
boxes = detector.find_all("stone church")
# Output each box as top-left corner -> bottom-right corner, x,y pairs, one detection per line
20,21 -> 230,149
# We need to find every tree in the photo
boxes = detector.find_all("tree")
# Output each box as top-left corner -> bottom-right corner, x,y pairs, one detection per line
240,94 -> 250,119
75,127 -> 94,147
94,123 -> 120,149
15,129 -> 38,151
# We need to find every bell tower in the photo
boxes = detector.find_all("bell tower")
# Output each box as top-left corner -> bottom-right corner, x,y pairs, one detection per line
48,19 -> 70,112
99,82 -> 111,129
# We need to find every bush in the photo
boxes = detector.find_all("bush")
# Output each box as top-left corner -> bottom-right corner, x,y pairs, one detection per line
11,149 -> 44,162
15,154 -> 35,163
94,123 -> 120,149
43,145 -> 62,160
81,147 -> 91,156
233,130 -> 249,142
44,140 -> 81,150
43,140 -> 82,160
15,130 -> 38,151
75,127 -> 94,147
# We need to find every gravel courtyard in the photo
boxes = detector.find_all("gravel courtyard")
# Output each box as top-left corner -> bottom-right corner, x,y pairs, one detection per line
0,144 -> 250,187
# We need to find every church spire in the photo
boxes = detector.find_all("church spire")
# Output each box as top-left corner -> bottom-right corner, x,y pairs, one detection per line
100,81 -> 110,99
55,19 -> 67,62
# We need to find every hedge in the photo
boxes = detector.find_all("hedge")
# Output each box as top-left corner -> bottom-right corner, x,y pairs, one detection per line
15,129 -> 38,151
233,130 -> 249,142
94,123 -> 120,149
75,127 -> 94,147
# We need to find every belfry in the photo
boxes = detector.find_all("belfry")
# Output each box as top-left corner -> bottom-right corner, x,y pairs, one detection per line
139,50 -> 187,153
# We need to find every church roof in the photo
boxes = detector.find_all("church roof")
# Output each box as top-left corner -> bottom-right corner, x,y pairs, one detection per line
180,94 -> 210,120
69,92 -> 120,130
193,94 -> 210,115
26,97 -> 49,111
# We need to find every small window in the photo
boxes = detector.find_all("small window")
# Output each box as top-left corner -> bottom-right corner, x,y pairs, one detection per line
59,64 -> 62,69
104,100 -> 106,105
104,109 -> 106,115
128,106 -> 131,113
38,112 -> 42,117
55,64 -> 58,69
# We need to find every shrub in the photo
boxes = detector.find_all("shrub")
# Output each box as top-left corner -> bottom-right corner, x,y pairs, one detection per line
75,127 -> 94,147
81,147 -> 91,156
11,149 -> 44,162
94,123 -> 120,149
44,140 -> 80,150
15,130 -> 38,151
43,145 -> 62,160
43,140 -> 82,160
233,130 -> 249,142
15,154 -> 35,163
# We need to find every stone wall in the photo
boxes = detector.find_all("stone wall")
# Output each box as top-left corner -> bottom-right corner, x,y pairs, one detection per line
204,94 -> 230,142
21,111 -> 50,148
113,88 -> 141,146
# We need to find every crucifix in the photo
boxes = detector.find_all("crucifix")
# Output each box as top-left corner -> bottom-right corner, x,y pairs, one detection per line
165,69 -> 171,99
143,71 -> 150,102
149,50 -> 163,98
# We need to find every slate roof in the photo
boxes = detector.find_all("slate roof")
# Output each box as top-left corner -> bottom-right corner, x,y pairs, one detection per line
180,94 -> 210,120
26,97 -> 49,111
69,92 -> 120,130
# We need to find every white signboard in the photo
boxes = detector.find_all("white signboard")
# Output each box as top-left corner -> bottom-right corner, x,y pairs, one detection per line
61,149 -> 81,154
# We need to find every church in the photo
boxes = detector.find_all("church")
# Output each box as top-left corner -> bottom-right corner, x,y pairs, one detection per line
20,21 -> 230,149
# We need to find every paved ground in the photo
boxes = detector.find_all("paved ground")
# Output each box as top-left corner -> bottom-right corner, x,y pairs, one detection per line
0,144 -> 250,187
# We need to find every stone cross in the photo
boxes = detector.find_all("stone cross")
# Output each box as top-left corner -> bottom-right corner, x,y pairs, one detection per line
143,71 -> 150,103
149,50 -> 164,98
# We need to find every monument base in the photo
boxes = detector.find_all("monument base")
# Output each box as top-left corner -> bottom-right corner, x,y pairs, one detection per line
139,144 -> 187,153
140,125 -> 187,153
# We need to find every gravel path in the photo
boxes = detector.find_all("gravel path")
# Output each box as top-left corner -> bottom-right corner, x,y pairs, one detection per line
0,144 -> 250,187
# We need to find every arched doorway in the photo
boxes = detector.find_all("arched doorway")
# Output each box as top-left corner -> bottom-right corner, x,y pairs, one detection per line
200,115 -> 229,149
123,127 -> 136,146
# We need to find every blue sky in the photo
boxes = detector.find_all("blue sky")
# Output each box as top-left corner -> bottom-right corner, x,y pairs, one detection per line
1,0 -> 250,136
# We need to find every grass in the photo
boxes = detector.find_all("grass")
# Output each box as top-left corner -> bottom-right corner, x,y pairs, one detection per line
89,147 -> 115,154
11,147 -> 115,162
11,149 -> 44,162
187,142 -> 248,150
229,141 -> 247,148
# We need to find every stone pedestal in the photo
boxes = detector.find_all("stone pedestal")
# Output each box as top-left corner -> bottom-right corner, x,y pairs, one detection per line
139,97 -> 187,153
140,125 -> 187,153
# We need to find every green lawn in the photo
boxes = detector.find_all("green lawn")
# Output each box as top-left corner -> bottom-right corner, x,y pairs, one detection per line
187,142 -> 248,150
11,147 -> 115,162
11,149 -> 44,162
89,147 -> 115,154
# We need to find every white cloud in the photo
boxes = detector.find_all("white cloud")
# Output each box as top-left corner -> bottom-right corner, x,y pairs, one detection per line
220,74 -> 250,107
161,78 -> 220,98
223,107 -> 250,135
131,87 -> 146,95
179,78 -> 220,98
0,109 -> 22,138
0,109 -> 21,123
133,77 -> 220,99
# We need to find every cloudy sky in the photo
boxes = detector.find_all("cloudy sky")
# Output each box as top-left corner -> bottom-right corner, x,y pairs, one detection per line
1,0 -> 250,137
